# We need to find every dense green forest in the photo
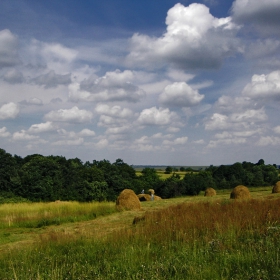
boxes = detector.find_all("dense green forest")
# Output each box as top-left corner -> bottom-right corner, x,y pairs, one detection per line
0,148 -> 279,202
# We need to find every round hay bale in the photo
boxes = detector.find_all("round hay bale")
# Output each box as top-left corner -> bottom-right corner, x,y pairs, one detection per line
116,189 -> 141,211
272,181 -> 280,193
154,195 -> 162,201
148,189 -> 155,195
204,188 -> 216,197
137,194 -> 151,201
230,185 -> 251,199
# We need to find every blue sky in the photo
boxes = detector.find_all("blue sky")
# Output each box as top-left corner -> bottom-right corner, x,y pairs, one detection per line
1,0 -> 280,166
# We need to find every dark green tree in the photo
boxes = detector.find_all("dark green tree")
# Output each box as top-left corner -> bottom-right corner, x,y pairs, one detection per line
0,149 -> 21,194
165,166 -> 173,174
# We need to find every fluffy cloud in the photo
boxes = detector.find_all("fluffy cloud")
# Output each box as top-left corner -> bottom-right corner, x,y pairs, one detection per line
95,104 -> 134,128
95,139 -> 109,149
28,121 -> 56,133
159,82 -> 204,107
44,106 -> 93,123
0,127 -> 11,137
166,69 -> 195,82
105,125 -> 131,135
13,130 -> 39,141
137,107 -> 178,126
69,70 -> 145,103
205,108 -> 267,131
127,3 -> 240,70
40,41 -> 78,63
95,104 -> 133,118
231,0 -> 280,35
242,71 -> 280,100
134,136 -> 150,144
0,102 -> 19,120
32,70 -> 71,88
0,29 -> 20,68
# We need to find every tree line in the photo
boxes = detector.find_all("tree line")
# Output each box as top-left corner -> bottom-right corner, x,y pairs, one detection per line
0,148 -> 279,202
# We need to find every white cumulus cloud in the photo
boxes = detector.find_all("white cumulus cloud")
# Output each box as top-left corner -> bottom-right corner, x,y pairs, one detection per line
137,107 -> 178,126
13,130 -> 39,141
0,102 -> 19,120
205,108 -> 267,131
242,71 -> 280,100
159,82 -> 204,107
69,70 -> 145,103
127,3 -> 240,70
44,106 -> 93,123
95,104 -> 133,118
28,122 -> 56,133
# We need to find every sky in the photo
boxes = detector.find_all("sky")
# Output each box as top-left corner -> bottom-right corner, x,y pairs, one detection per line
0,0 -> 280,166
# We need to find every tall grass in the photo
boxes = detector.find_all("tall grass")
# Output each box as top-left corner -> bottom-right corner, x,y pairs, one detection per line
0,201 -> 116,229
0,197 -> 280,279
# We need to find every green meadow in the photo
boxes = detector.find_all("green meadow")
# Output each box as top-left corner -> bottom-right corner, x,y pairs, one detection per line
0,187 -> 280,279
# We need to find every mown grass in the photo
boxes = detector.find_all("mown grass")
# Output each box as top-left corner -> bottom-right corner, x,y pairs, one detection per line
0,190 -> 280,279
0,201 -> 116,247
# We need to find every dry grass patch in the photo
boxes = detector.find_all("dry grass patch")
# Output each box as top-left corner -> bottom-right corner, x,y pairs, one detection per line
124,197 -> 280,245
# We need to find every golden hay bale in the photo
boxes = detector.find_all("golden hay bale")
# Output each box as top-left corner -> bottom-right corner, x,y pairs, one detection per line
137,194 -> 151,201
230,185 -> 251,199
154,195 -> 162,201
272,181 -> 280,193
148,189 -> 155,195
204,188 -> 216,197
116,189 -> 141,211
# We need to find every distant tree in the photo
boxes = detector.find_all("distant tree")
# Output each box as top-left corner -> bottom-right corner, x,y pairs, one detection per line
158,174 -> 182,198
256,159 -> 265,166
140,168 -> 161,192
165,166 -> 173,174
180,167 -> 185,172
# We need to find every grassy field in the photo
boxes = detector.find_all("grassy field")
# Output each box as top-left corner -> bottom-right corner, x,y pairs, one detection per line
0,187 -> 280,279
135,169 -> 191,179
